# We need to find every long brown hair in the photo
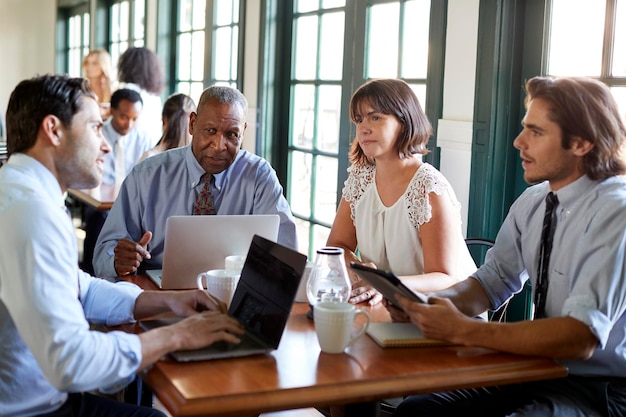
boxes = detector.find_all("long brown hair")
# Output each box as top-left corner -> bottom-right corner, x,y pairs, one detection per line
525,76 -> 626,180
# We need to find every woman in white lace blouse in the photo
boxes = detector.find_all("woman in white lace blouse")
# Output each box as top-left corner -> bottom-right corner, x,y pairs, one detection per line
327,78 -> 477,306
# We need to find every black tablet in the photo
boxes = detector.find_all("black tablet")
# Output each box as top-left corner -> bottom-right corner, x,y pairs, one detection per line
349,262 -> 429,307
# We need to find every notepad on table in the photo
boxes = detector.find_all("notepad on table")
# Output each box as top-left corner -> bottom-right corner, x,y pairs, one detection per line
366,323 -> 455,348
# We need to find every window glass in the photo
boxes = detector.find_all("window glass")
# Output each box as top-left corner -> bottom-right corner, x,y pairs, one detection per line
547,0 -> 605,76
294,15 -> 319,80
366,3 -> 400,78
319,12 -> 345,80
402,0 -> 430,79
612,0 -> 626,76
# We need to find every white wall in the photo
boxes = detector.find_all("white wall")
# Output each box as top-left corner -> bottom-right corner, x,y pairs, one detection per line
438,0 -> 480,235
0,0 -> 56,117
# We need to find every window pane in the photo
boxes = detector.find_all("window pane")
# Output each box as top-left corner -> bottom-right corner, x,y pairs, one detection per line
611,87 -> 626,119
408,83 -> 427,110
613,0 -> 626,76
295,218 -> 311,257
120,1 -> 130,41
316,85 -> 341,153
230,27 -> 239,80
190,82 -> 204,104
312,224 -> 331,254
319,12 -> 344,80
289,150 -> 313,217
402,0 -> 430,78
294,15 -> 319,80
292,84 -> 315,149
214,26 -> 233,80
215,0 -> 233,25
547,0 -> 605,76
179,0 -> 193,32
297,0 -> 321,14
193,0 -> 206,30
134,0 -> 145,41
191,30 -> 205,80
322,0 -> 345,8
366,2 -> 400,78
177,81 -> 191,96
314,155 -> 338,224
178,33 -> 192,80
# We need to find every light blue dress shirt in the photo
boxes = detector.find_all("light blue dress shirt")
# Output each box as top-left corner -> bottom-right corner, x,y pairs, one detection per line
0,154 -> 143,416
101,119 -> 153,185
93,146 -> 298,278
473,175 -> 626,377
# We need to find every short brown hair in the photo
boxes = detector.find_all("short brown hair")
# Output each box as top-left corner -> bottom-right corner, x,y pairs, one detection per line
525,76 -> 626,180
6,75 -> 95,155
348,78 -> 432,166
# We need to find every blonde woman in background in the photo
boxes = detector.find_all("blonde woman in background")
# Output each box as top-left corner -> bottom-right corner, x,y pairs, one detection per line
82,49 -> 115,119
140,93 -> 196,161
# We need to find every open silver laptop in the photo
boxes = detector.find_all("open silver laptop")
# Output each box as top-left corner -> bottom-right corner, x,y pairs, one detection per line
146,214 -> 280,289
141,234 -> 307,361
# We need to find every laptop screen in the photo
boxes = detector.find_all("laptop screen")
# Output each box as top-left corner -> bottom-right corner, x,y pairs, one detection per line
229,235 -> 306,348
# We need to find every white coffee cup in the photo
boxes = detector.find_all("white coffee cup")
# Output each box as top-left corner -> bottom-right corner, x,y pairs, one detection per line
295,261 -> 315,303
197,269 -> 240,308
313,302 -> 370,354
224,254 -> 246,273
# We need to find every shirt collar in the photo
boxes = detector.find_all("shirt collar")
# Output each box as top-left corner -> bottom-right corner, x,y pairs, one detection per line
8,153 -> 65,208
184,146 -> 244,191
549,175 -> 596,217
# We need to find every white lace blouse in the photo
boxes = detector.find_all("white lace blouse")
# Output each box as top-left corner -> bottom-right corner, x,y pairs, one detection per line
343,162 -> 476,278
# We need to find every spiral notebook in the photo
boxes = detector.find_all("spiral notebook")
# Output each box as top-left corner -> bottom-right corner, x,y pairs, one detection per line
366,323 -> 455,348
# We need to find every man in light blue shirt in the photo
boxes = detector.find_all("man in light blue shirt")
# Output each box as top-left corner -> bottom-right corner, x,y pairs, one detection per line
390,77 -> 626,417
82,88 -> 154,274
93,85 -> 297,278
0,75 -> 244,417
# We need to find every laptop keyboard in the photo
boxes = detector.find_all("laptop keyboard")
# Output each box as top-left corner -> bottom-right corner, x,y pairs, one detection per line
210,331 -> 263,352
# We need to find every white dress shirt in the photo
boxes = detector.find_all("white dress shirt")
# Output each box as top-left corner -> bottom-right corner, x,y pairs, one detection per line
0,154 -> 143,416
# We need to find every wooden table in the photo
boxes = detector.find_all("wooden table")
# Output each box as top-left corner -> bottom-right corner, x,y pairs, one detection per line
68,185 -> 115,210
127,275 -> 567,417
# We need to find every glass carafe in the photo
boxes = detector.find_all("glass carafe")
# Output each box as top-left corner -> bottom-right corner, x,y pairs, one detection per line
306,247 -> 351,306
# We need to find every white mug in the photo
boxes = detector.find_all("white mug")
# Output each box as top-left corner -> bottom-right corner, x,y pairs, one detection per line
295,261 -> 315,303
197,269 -> 240,308
313,302 -> 370,354
224,254 -> 246,273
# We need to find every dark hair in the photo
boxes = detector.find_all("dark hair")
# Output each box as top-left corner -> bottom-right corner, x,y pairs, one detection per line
6,74 -> 96,155
117,47 -> 165,95
110,88 -> 143,109
156,93 -> 197,150
196,85 -> 248,118
348,78 -> 432,166
525,76 -> 626,180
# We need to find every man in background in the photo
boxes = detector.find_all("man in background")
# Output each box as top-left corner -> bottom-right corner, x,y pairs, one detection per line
81,88 -> 152,274
93,85 -> 297,278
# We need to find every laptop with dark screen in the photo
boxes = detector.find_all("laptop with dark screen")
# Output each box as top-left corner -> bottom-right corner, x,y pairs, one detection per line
140,234 -> 307,361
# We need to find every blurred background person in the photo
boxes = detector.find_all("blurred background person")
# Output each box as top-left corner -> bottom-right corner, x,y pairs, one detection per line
140,93 -> 196,161
82,49 -> 116,119
117,47 -> 165,146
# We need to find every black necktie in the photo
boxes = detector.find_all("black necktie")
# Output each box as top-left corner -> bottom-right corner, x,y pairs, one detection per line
534,192 -> 559,319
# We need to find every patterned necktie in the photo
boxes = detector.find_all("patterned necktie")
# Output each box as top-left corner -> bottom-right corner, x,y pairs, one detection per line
193,174 -> 216,215
534,192 -> 559,319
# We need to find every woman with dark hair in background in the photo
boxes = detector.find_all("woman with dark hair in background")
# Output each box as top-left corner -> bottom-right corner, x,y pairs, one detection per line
140,93 -> 196,161
117,47 -> 165,145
